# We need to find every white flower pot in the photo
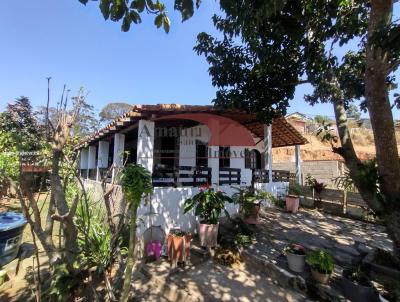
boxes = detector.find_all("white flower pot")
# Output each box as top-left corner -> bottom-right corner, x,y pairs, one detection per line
287,252 -> 306,273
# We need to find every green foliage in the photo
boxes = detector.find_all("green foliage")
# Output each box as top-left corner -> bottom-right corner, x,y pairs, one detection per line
306,250 -> 334,274
121,163 -> 153,208
192,0 -> 399,124
232,187 -> 273,217
169,229 -> 188,237
79,0 -> 192,33
288,182 -> 302,197
0,97 -> 47,181
346,104 -> 361,120
46,262 -> 83,301
234,232 -> 253,247
305,174 -> 326,194
183,187 -> 233,224
314,115 -> 333,126
273,198 -> 286,209
99,102 -> 133,123
0,97 -> 45,151
334,159 -> 379,195
120,164 -> 153,302
0,131 -> 20,181
75,197 -> 126,274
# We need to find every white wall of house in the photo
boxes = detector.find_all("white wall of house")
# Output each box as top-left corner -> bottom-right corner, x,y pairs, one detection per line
83,180 -> 241,253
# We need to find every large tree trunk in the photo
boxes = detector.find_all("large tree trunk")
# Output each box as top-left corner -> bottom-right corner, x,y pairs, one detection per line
365,0 -> 400,260
332,99 -> 382,212
365,0 -> 400,201
50,148 -> 79,265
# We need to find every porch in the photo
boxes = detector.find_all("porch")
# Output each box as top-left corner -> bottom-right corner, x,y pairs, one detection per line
76,104 -> 306,190
76,104 -> 307,235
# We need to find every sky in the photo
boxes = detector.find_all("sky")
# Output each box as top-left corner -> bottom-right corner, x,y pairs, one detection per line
0,0 -> 399,120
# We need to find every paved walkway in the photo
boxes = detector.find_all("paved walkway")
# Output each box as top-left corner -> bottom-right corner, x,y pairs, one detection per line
248,207 -> 392,268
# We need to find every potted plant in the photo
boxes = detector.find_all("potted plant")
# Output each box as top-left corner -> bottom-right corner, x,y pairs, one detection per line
166,229 -> 192,266
283,243 -> 306,273
183,186 -> 233,247
341,265 -> 377,302
306,250 -> 334,284
286,182 -> 302,213
233,187 -> 273,224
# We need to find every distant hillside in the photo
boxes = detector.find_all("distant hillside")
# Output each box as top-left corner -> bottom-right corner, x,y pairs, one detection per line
274,121 -> 400,162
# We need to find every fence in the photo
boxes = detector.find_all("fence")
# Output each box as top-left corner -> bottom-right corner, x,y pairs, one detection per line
219,168 -> 241,185
152,166 -> 211,187
299,185 -> 369,215
252,169 -> 291,183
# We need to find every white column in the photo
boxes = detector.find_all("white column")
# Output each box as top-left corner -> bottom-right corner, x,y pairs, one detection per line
97,141 -> 110,181
208,146 -> 219,186
80,147 -> 89,178
87,145 -> 97,180
137,120 -> 155,173
264,124 -> 273,184
295,145 -> 302,184
112,133 -> 125,181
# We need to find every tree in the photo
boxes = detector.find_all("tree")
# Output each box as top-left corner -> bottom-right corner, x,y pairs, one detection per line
99,102 -> 133,123
78,0 -> 201,33
36,95 -> 99,138
194,0 -> 400,259
346,104 -> 361,120
120,164 -> 153,302
314,115 -> 333,126
82,0 -> 400,260
0,97 -> 45,151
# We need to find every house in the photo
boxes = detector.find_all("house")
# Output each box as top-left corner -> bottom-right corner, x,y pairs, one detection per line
286,112 -> 313,134
75,104 -> 307,239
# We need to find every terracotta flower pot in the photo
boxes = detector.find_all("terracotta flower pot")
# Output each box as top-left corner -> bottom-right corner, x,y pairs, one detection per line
311,269 -> 331,284
243,203 -> 261,224
285,195 -> 300,213
198,222 -> 219,247
287,252 -> 306,273
167,233 -> 191,265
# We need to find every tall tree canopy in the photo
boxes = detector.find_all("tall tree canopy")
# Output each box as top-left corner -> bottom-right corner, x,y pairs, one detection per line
99,102 -> 133,123
194,0 -> 400,258
0,97 -> 45,151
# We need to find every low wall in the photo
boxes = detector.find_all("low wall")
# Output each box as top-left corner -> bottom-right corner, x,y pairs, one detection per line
83,180 -> 242,236
273,160 -> 344,187
299,185 -> 372,221
83,179 -> 286,234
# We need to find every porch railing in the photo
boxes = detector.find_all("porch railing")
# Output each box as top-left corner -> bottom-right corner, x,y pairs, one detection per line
252,169 -> 290,183
219,167 -> 241,185
152,166 -> 211,187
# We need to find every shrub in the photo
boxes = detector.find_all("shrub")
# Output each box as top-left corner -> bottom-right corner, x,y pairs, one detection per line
288,182 -> 302,197
306,250 -> 334,274
183,187 -> 233,224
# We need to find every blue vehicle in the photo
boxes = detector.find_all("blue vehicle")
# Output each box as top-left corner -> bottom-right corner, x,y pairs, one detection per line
0,212 -> 27,266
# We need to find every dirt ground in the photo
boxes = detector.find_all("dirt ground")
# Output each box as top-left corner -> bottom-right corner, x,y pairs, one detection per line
0,193 -> 54,302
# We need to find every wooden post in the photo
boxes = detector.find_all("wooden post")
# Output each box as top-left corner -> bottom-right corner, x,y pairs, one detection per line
343,190 -> 347,214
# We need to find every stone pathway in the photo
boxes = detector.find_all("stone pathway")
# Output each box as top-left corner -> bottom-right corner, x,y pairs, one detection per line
248,207 -> 392,268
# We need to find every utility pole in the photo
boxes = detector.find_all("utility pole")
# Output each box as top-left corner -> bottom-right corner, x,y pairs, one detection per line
45,77 -> 51,140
